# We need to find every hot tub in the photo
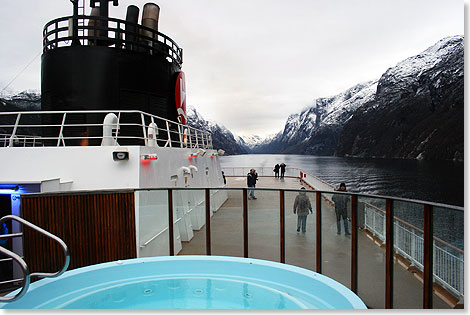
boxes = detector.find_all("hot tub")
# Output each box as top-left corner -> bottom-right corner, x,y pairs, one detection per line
0,256 -> 367,309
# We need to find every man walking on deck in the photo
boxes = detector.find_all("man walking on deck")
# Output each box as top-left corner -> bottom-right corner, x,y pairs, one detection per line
332,183 -> 351,236
247,169 -> 258,200
293,187 -> 313,232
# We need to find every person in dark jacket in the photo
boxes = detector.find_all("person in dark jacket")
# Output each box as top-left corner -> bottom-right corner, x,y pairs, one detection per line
280,163 -> 286,179
332,182 -> 350,235
293,187 -> 313,232
273,164 -> 280,178
247,169 -> 258,200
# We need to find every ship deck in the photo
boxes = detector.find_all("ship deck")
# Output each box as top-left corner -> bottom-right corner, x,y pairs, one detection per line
179,176 -> 451,309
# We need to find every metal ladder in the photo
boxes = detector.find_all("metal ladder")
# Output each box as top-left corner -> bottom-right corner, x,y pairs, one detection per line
0,215 -> 70,302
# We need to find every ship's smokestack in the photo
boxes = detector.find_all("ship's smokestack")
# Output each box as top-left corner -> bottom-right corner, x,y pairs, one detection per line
125,5 -> 140,50
141,3 -> 160,42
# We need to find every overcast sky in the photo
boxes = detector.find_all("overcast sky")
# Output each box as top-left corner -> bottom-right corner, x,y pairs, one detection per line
0,0 -> 464,137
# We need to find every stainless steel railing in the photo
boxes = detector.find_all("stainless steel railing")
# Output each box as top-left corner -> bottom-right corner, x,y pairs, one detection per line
0,215 -> 70,302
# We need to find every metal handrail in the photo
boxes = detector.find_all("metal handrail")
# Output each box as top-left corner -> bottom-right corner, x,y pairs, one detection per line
220,170 -> 465,300
42,15 -> 183,66
0,215 -> 70,302
0,110 -> 212,149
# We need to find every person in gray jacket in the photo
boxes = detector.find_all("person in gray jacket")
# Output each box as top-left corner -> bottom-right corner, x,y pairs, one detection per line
332,182 -> 351,236
293,187 -> 313,232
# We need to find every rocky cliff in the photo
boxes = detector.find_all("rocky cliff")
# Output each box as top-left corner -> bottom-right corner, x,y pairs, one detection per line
336,35 -> 463,161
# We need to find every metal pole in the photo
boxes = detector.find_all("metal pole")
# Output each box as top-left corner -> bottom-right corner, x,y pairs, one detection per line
243,188 -> 248,258
316,191 -> 322,273
280,190 -> 285,263
205,188 -> 212,255
385,198 -> 394,309
351,194 -> 358,293
168,189 -> 174,256
140,113 -> 147,146
423,204 -> 433,309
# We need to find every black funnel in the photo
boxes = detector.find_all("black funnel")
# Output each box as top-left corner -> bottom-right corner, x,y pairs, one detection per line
125,5 -> 140,51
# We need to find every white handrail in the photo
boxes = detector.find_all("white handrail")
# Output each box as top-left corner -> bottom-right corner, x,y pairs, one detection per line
0,110 -> 212,150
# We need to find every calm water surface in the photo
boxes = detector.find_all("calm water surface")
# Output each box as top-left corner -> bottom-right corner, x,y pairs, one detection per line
220,154 -> 464,207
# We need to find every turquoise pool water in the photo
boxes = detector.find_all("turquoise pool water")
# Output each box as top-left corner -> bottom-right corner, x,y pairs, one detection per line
0,256 -> 367,309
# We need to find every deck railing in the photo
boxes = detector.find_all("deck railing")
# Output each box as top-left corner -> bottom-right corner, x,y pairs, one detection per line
222,168 -> 464,306
364,202 -> 464,298
43,15 -> 183,66
0,110 -> 212,149
6,185 -> 463,308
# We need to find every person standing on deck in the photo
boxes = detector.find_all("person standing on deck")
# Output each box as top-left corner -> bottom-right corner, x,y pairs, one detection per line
247,169 -> 258,200
273,164 -> 280,178
280,163 -> 286,179
332,183 -> 351,236
293,187 -> 313,232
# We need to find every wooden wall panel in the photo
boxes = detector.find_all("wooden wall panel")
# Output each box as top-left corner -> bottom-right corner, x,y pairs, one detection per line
20,191 -> 136,274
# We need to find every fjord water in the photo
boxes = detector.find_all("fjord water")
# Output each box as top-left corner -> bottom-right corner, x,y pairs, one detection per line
220,154 -> 463,207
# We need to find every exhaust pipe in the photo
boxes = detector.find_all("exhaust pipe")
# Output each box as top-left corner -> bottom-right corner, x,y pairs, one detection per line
125,5 -> 140,50
87,7 -> 101,45
140,3 -> 160,44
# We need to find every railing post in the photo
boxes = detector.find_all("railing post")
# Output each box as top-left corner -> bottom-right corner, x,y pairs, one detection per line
205,188 -> 212,255
57,113 -> 67,146
140,113 -> 148,146
280,190 -> 285,263
188,128 -> 192,148
316,191 -> 322,273
423,204 -> 433,309
195,130 -> 199,148
243,188 -> 248,258
166,121 -> 172,147
8,113 -> 21,147
385,198 -> 394,309
168,189 -> 174,256
178,124 -> 183,148
351,194 -> 358,294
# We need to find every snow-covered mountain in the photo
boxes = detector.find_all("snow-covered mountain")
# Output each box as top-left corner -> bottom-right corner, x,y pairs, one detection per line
0,90 -> 41,111
235,134 -> 278,150
251,79 -> 378,155
186,105 -> 248,155
337,35 -> 463,161
252,35 -> 463,161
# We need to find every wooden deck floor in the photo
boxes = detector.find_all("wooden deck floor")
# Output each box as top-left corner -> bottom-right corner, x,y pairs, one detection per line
179,176 -> 450,309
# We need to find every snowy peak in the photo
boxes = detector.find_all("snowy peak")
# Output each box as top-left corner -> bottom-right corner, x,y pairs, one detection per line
0,90 -> 41,111
337,35 -> 463,161
252,35 -> 462,159
0,89 -> 40,101
237,133 -> 279,149
377,35 -> 463,101
186,105 -> 248,155
277,79 -> 378,149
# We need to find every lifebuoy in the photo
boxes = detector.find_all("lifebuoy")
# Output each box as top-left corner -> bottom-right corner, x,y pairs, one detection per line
175,72 -> 187,125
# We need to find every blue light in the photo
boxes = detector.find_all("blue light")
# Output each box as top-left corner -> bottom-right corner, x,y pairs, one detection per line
0,189 -> 21,195
0,185 -> 22,195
